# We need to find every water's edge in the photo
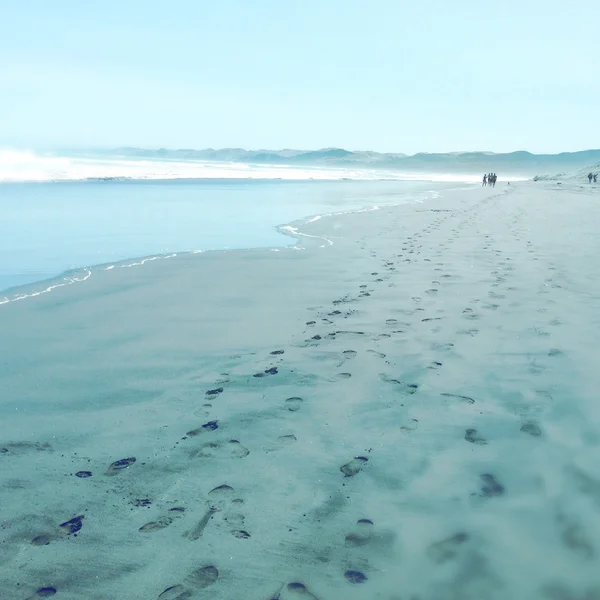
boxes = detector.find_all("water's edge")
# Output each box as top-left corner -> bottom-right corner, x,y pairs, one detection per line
0,214 -> 325,305
0,183 -> 467,306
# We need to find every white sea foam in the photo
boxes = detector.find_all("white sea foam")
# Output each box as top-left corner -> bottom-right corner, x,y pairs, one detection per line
280,224 -> 334,248
0,269 -> 92,305
0,148 -> 503,183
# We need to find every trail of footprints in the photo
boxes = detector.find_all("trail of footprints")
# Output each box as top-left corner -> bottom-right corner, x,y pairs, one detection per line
13,189 -> 565,598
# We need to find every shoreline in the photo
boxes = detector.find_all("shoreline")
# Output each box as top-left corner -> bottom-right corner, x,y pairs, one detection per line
0,182 -> 462,304
0,212 -> 326,305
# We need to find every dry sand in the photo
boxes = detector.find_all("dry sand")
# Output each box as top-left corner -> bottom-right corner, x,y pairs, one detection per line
1,181 -> 600,600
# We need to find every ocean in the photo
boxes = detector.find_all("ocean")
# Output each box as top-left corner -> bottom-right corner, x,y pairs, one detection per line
0,178 -> 463,296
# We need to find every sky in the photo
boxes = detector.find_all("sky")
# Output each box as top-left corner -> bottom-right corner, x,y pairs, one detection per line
1,0 -> 599,155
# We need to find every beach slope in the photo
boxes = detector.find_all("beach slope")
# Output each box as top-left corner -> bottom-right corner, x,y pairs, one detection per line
1,182 -> 600,600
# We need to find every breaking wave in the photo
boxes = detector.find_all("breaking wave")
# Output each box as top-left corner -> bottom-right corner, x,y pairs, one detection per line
0,149 -> 487,183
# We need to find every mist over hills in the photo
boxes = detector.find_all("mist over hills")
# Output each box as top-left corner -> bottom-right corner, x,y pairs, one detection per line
82,147 -> 600,177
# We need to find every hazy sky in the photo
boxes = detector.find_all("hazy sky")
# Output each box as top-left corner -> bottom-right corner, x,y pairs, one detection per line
1,0 -> 599,154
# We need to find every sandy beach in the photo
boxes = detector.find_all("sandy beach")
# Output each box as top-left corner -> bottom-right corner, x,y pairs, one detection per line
2,181 -> 600,600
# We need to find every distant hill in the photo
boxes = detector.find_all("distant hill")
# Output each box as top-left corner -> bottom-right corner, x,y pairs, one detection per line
533,163 -> 600,182
76,147 -> 600,177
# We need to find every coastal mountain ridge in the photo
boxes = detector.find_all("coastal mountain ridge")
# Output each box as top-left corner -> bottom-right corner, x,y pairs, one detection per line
75,147 -> 600,176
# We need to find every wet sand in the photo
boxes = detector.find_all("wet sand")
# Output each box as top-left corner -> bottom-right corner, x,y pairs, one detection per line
2,182 -> 600,600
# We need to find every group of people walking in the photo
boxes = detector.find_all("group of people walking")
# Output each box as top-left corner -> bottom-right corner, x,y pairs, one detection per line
587,173 -> 598,183
483,173 -> 497,187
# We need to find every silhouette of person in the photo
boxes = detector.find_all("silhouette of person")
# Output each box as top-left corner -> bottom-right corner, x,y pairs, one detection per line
588,173 -> 593,183
483,174 -> 488,186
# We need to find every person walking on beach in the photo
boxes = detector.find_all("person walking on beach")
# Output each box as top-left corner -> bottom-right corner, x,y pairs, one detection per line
588,173 -> 593,183
483,174 -> 488,186
594,174 -> 598,183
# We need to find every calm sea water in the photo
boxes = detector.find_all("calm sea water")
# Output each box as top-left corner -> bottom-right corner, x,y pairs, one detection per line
0,178 -> 458,292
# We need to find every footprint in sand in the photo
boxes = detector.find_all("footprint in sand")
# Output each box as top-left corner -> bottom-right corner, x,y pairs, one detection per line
106,457 -> 136,476
441,392 -> 475,404
253,367 -> 279,378
282,583 -> 322,599
480,474 -> 504,497
366,350 -> 386,359
139,507 -> 185,533
462,308 -> 479,320
132,498 -> 152,507
223,499 -> 248,538
335,372 -> 352,380
182,485 -> 240,540
345,519 -> 374,547
285,397 -> 303,412
207,484 -> 235,504
340,457 -> 369,477
31,516 -> 84,546
520,422 -> 542,437
184,507 -> 217,540
266,435 -> 298,453
336,350 -> 357,368
465,429 -> 487,444
457,328 -> 479,336
344,570 -> 368,584
203,486 -> 248,538
206,387 -> 224,399
372,333 -> 391,341
186,420 -> 219,437
140,517 -> 176,534
380,375 -> 418,394
400,419 -> 419,432
158,566 -> 219,600
192,440 -> 249,459
26,588 -> 57,599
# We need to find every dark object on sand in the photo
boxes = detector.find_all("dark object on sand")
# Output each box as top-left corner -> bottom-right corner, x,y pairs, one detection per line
30,588 -> 57,598
106,457 -> 136,475
465,429 -> 486,444
132,498 -> 152,507
206,387 -> 223,397
31,534 -> 52,546
520,422 -> 542,437
345,570 -> 368,584
59,515 -> 84,535
75,471 -> 92,478
340,456 -> 369,477
480,474 -> 504,497
187,421 -> 219,436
